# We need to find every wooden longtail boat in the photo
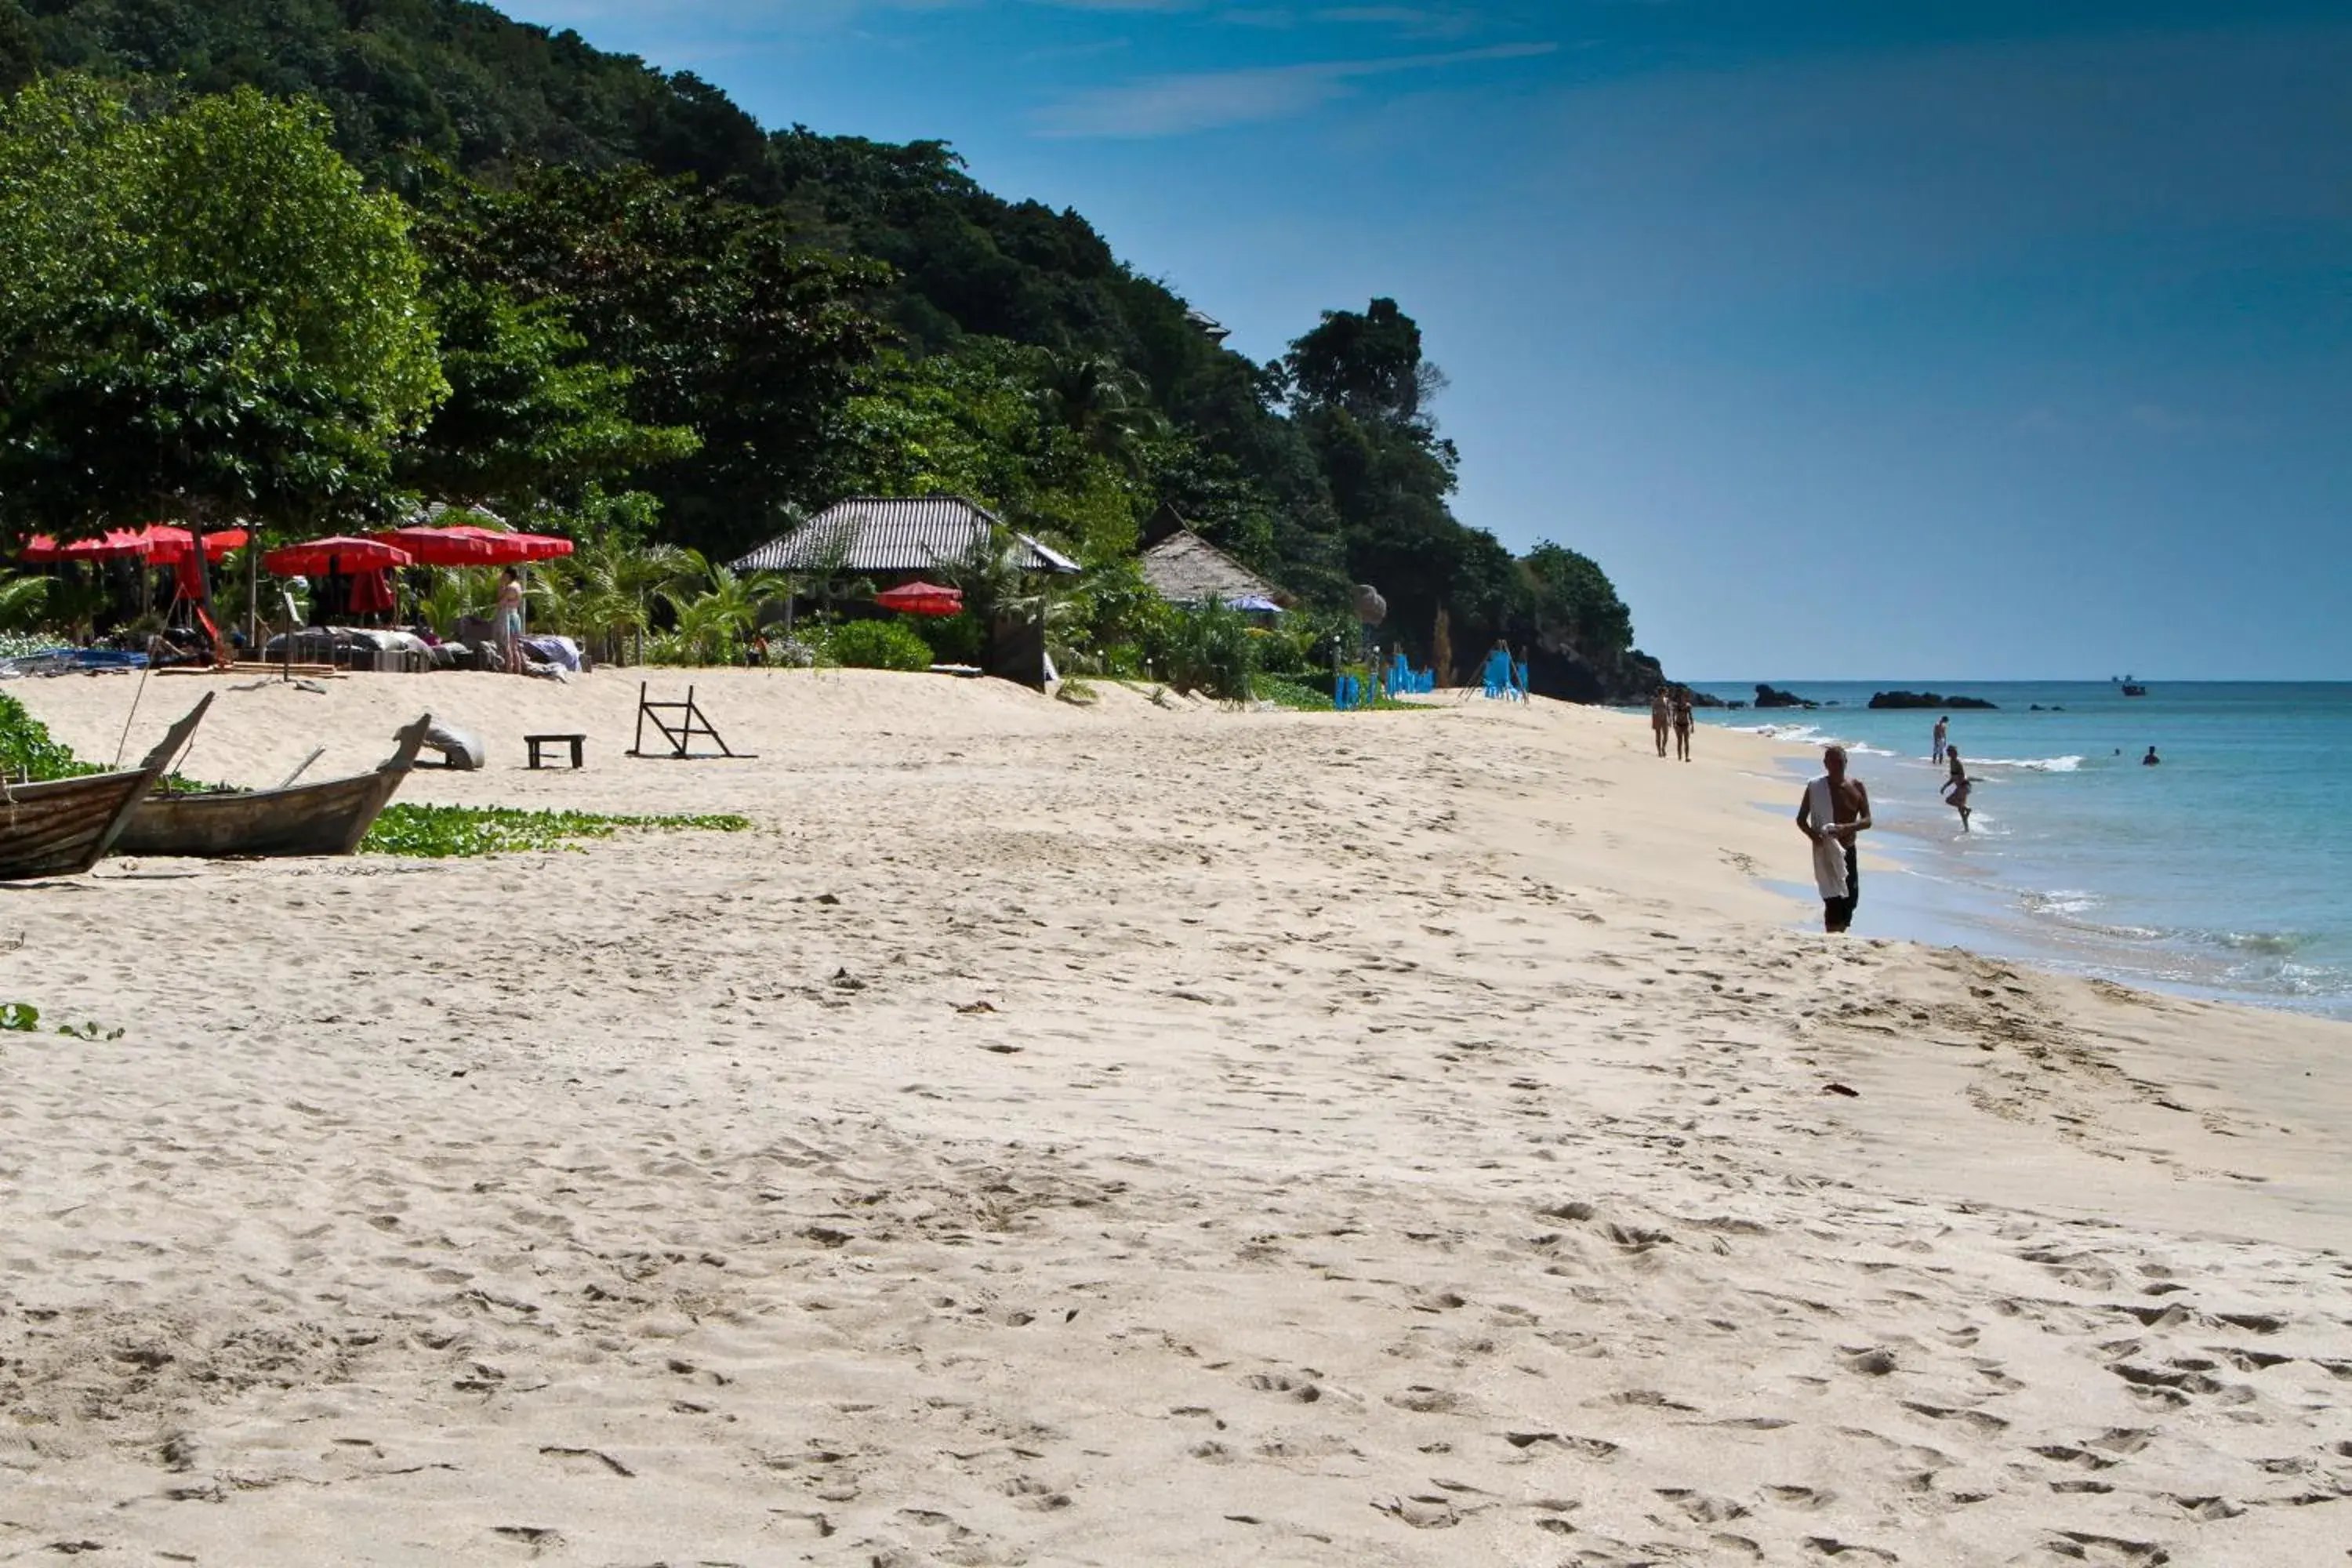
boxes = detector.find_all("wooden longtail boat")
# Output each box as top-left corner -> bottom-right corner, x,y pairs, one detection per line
0,695 -> 214,881
114,713 -> 432,859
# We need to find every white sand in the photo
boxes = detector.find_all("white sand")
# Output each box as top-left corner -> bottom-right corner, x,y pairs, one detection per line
3,667 -> 2347,1566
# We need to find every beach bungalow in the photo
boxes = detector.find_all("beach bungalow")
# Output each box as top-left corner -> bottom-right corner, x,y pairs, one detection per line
732,495 -> 1078,582
1138,506 -> 1285,614
731,496 -> 1079,687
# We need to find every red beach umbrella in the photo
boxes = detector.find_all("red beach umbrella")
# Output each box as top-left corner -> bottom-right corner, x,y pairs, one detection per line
372,524 -> 575,566
263,535 -> 413,576
137,525 -> 248,563
20,528 -> 154,562
503,531 -> 574,562
21,526 -> 245,563
371,525 -> 507,566
874,580 -> 964,618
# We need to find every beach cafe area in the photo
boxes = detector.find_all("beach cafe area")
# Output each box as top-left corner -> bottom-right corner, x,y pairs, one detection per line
7,509 -> 585,677
5,497 -> 1126,684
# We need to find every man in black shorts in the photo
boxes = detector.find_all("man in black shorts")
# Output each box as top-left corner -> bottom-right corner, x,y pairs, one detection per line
1796,745 -> 1873,933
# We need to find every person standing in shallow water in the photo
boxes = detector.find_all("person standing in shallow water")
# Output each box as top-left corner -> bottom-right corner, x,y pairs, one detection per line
1932,714 -> 1948,765
1672,688 -> 1694,761
1796,745 -> 1872,934
1941,746 -> 1973,832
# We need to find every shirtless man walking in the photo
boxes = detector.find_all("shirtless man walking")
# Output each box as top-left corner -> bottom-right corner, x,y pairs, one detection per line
1795,744 -> 1873,934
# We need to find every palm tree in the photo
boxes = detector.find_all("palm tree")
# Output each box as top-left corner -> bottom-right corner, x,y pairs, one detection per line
0,572 -> 49,634
535,537 -> 695,666
655,552 -> 787,666
1033,351 -> 1167,476
415,565 -> 498,639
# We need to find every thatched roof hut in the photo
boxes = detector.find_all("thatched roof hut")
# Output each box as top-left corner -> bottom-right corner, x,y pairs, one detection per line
1139,523 -> 1283,610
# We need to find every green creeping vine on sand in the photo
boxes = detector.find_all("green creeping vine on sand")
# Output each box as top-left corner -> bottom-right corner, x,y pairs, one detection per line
4,694 -> 750,858
360,804 -> 753,858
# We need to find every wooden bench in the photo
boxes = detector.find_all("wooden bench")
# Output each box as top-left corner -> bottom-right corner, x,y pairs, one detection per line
524,733 -> 586,770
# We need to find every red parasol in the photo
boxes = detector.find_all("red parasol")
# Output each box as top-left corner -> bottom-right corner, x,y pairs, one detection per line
263,535 -> 414,575
372,524 -> 575,566
874,580 -> 964,617
20,528 -> 153,562
371,525 -> 506,566
137,525 -> 248,564
20,525 -> 247,564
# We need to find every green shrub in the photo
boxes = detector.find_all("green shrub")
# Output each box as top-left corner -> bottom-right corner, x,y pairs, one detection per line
822,618 -> 933,672
0,692 -> 96,781
910,611 -> 984,666
1150,600 -> 1258,701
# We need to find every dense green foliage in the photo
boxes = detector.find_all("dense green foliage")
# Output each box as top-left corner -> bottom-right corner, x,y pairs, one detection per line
0,77 -> 443,533
1150,598 -> 1259,702
360,801 -> 750,857
819,618 -> 931,672
2,0 -> 1664,695
0,689 -> 96,779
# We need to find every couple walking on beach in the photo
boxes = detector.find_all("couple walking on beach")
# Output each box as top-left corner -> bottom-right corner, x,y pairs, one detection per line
1651,686 -> 1694,761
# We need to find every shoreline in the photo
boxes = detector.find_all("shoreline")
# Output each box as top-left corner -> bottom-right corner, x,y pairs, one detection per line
1686,695 -> 2352,1022
4,668 -> 2349,1565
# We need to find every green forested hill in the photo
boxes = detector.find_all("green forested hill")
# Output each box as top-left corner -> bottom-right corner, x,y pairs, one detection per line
0,0 -> 1661,696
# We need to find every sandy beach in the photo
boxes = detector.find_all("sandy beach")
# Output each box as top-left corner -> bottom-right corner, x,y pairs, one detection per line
2,667 -> 2347,1566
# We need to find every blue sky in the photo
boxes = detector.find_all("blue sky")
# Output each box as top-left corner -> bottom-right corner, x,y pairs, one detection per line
502,1 -> 2352,680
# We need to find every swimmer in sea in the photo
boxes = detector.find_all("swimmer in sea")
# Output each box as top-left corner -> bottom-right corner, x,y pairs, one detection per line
2143,746 -> 2161,766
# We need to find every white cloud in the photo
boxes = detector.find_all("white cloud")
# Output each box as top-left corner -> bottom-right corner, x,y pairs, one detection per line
1035,39 -> 1554,135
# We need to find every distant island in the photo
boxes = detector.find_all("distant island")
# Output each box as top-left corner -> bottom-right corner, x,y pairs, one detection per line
1867,691 -> 1998,711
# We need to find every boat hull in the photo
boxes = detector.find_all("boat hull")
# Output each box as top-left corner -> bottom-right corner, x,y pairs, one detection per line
114,715 -> 430,858
0,695 -> 213,880
0,771 -> 158,879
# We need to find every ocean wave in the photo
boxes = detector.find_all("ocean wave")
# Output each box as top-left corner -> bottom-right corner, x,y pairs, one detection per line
2022,888 -> 2103,917
2205,929 -> 2308,957
1726,722 -> 1895,757
1962,754 -> 2083,773
2024,902 -> 2317,961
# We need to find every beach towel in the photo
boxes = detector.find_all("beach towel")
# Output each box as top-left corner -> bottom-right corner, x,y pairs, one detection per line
1806,776 -> 1848,899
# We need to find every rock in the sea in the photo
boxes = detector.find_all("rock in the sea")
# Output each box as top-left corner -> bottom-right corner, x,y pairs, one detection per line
1866,691 -> 1998,710
1754,684 -> 1816,709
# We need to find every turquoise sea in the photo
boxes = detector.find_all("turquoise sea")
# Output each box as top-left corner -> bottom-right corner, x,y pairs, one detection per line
1682,681 -> 2352,1020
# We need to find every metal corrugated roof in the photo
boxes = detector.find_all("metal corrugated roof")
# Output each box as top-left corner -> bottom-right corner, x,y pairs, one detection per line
731,497 -> 1080,576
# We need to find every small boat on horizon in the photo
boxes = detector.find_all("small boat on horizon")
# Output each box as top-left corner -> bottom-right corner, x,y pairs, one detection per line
114,713 -> 434,859
0,695 -> 213,880
2115,673 -> 2149,697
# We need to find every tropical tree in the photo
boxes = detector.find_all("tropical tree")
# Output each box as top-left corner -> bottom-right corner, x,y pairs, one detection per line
414,163 -> 891,559
535,535 -> 696,666
0,571 -> 48,633
399,279 -> 699,514
1033,350 -> 1165,476
0,77 -> 445,540
648,552 -> 782,666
